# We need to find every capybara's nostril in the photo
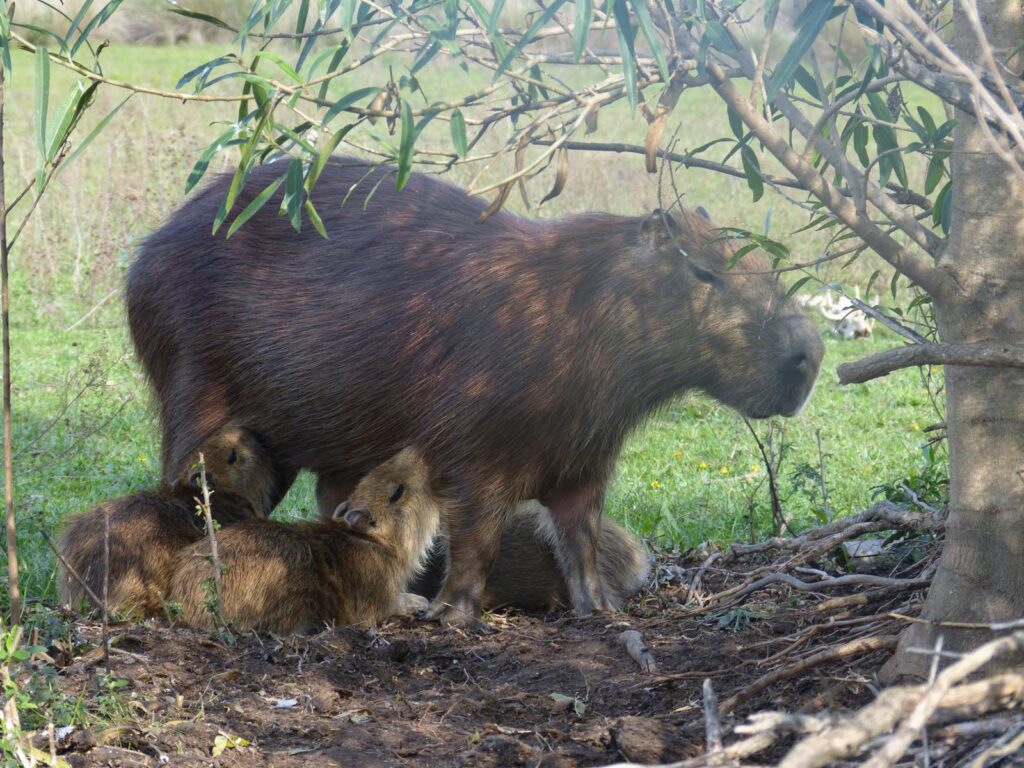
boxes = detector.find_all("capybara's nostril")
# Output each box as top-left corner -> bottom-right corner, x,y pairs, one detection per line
790,352 -> 808,373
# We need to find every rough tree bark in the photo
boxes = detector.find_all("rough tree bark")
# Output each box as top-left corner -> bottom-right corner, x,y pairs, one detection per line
881,0 -> 1024,680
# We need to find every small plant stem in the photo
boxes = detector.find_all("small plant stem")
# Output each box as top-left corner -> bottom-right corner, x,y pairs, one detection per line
197,453 -> 228,632
815,430 -> 832,522
0,37 -> 20,627
102,505 -> 111,676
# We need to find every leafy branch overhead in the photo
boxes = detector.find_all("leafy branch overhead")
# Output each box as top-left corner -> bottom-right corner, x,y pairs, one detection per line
6,0 -> 1024,374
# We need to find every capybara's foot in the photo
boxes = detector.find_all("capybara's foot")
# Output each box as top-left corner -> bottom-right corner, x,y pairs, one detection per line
393,592 -> 429,617
423,596 -> 482,627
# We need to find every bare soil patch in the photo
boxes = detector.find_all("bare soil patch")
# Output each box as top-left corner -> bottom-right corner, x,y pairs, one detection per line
33,538 -> 944,768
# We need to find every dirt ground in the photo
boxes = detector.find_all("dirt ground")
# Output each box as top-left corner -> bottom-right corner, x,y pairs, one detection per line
25,541 -> 945,768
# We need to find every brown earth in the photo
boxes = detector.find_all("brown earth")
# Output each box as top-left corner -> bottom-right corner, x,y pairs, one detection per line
33,549 -> 928,767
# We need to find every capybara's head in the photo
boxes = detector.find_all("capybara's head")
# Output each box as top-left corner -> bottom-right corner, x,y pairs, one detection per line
634,208 -> 823,418
334,447 -> 441,565
175,424 -> 277,515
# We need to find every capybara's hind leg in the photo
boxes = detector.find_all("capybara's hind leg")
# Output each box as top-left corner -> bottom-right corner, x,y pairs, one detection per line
540,484 -> 613,615
424,497 -> 508,626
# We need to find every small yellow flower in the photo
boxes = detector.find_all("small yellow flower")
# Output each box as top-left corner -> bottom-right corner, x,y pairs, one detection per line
910,423 -> 920,431
138,455 -> 147,463
720,466 -> 730,475
750,464 -> 760,473
699,461 -> 709,470
673,450 -> 683,460
650,480 -> 662,489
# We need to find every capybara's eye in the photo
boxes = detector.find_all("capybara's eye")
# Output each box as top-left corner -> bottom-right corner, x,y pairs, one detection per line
690,263 -> 719,286
389,484 -> 405,504
227,448 -> 238,465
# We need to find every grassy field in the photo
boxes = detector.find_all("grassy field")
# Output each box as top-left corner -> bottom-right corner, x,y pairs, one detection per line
2,43 -> 946,607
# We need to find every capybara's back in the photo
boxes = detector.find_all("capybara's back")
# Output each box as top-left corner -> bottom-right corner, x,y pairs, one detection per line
170,448 -> 441,633
129,158 -> 822,622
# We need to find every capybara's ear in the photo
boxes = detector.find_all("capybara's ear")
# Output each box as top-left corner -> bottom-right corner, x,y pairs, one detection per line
332,500 -> 350,520
639,209 -> 682,250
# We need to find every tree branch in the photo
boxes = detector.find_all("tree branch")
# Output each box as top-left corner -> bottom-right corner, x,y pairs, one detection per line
838,343 -> 1024,385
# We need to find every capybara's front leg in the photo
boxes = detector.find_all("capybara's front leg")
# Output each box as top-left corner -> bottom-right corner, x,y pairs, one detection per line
541,484 -> 612,615
423,499 -> 507,626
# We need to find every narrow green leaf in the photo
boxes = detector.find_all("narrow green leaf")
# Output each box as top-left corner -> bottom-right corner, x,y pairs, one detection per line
573,0 -> 592,61
0,1 -> 11,76
296,0 -> 311,38
186,127 -> 238,193
925,155 -> 945,195
307,124 -> 354,192
70,0 -> 124,58
766,0 -> 834,102
917,106 -> 937,139
47,80 -> 98,162
396,100 -> 415,191
227,174 -> 285,237
612,0 -> 638,108
305,199 -> 328,238
785,275 -> 813,301
168,7 -> 234,31
495,0 -> 569,80
488,0 -> 507,33
60,93 -> 131,172
323,86 -> 381,125
34,47 -> 50,177
281,157 -> 304,231
254,51 -> 302,84
740,146 -> 764,202
314,43 -> 349,102
934,181 -> 953,235
629,0 -> 669,82
63,0 -> 95,48
450,108 -> 467,157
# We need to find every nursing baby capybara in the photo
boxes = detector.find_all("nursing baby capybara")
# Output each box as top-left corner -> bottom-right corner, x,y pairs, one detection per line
58,425 -> 269,617
127,158 -> 823,624
410,503 -> 650,611
169,448 -> 441,633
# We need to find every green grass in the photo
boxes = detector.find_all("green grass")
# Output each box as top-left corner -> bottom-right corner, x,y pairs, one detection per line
1,42 -> 947,607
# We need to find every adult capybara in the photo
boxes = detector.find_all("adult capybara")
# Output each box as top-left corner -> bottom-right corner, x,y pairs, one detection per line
127,157 -> 823,624
58,425 -> 269,617
169,448 -> 441,633
409,502 -> 650,611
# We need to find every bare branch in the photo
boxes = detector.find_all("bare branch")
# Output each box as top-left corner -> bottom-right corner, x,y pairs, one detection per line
838,342 -> 1024,385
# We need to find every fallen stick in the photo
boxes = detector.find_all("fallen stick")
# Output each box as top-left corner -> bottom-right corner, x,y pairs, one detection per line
702,679 -> 723,752
730,573 -> 932,603
720,635 -> 899,714
619,630 -> 657,673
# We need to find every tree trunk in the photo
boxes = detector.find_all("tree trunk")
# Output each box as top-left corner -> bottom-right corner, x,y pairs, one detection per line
881,0 -> 1024,681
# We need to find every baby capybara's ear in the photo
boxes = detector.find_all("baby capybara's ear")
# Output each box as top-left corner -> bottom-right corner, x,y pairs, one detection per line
638,209 -> 683,251
333,501 -> 376,533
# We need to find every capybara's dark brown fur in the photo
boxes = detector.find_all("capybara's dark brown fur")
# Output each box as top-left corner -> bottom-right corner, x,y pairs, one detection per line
127,158 -> 823,623
57,487 -> 258,617
169,448 -> 441,633
410,502 -> 650,611
58,425 -> 270,617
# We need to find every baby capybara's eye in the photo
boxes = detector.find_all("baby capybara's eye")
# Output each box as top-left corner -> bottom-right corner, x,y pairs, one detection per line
227,448 -> 238,465
389,484 -> 405,504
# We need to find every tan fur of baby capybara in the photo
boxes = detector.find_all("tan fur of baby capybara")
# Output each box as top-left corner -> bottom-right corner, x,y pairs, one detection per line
169,447 -> 441,634
173,422 -> 280,516
56,487 -> 258,618
57,425 -> 269,617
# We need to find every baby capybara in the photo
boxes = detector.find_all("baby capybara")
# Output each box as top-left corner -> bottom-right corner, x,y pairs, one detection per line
57,487 -> 258,618
410,503 -> 650,611
173,422 -> 282,516
169,447 -> 441,633
58,425 -> 270,617
128,158 -> 823,624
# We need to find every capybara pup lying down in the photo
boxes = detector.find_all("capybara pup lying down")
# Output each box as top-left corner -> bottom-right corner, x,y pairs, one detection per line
57,424 -> 271,617
410,502 -> 650,612
170,447 -> 441,633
